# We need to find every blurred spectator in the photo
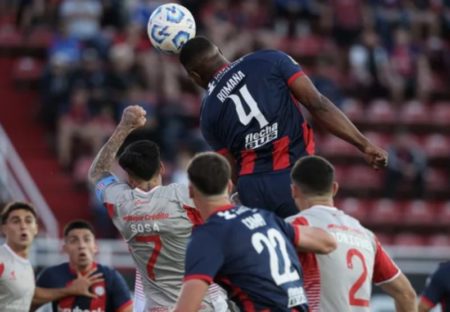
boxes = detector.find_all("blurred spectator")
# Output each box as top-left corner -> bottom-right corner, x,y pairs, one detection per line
59,0 -> 102,41
311,58 -> 344,108
384,132 -> 427,198
349,30 -> 392,101
48,23 -> 81,65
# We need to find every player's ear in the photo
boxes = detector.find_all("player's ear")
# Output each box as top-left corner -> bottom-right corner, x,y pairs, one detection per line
159,162 -> 165,176
226,180 -> 233,195
332,181 -> 339,196
291,183 -> 300,200
188,184 -> 194,199
188,70 -> 203,86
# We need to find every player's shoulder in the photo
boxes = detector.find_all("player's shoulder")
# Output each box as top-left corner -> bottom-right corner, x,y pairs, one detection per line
152,183 -> 189,201
436,261 -> 450,272
244,49 -> 288,62
37,263 -> 69,279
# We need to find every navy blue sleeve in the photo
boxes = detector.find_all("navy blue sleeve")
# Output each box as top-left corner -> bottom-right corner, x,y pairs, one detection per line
272,51 -> 304,86
184,228 -> 224,284
200,104 -> 227,152
272,213 -> 300,246
421,264 -> 448,307
108,269 -> 133,311
36,267 -> 58,288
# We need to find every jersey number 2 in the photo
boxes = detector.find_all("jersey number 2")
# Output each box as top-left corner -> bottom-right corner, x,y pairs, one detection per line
229,84 -> 269,128
347,248 -> 369,307
252,228 -> 300,285
136,235 -> 162,280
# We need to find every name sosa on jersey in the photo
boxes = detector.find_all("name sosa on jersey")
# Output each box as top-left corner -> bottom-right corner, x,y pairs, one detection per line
58,308 -> 104,312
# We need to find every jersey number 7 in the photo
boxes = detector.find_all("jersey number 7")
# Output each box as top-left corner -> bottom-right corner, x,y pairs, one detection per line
136,235 -> 162,280
229,84 -> 269,128
252,228 -> 300,285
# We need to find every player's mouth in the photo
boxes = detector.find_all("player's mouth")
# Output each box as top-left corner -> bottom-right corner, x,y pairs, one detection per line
78,252 -> 88,259
20,233 -> 29,240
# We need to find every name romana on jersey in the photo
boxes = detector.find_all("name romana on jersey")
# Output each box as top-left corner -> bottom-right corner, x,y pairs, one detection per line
57,307 -> 104,312
216,70 -> 246,102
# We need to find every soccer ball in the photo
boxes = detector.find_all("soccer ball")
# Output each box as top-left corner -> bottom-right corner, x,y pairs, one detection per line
147,3 -> 196,54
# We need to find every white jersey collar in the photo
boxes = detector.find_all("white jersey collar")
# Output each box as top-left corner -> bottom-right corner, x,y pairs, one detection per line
134,185 -> 161,195
309,205 -> 338,212
3,244 -> 31,264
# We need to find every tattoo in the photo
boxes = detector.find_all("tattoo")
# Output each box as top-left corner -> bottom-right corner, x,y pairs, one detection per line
88,125 -> 132,184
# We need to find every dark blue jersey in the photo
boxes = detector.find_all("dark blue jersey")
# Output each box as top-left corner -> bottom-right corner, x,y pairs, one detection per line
421,261 -> 450,311
184,205 -> 308,311
36,262 -> 132,312
201,50 -> 315,176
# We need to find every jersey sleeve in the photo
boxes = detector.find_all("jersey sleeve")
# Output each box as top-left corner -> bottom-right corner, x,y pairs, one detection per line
95,174 -> 131,219
184,229 -> 224,284
420,264 -> 447,308
273,51 -> 304,87
200,117 -> 227,153
372,238 -> 401,285
109,269 -> 133,312
35,267 -> 57,288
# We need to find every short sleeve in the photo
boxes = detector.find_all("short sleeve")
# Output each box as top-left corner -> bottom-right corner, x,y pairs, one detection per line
95,174 -> 131,219
372,238 -> 400,285
274,51 -> 304,87
184,229 -> 224,284
420,264 -> 447,308
36,267 -> 57,288
109,269 -> 133,312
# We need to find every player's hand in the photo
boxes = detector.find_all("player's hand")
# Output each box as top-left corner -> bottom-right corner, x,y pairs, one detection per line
362,143 -> 388,169
68,268 -> 104,298
119,105 -> 147,130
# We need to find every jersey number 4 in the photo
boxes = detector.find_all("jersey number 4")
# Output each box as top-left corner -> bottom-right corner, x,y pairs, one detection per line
347,248 -> 369,307
229,84 -> 269,128
252,228 -> 300,285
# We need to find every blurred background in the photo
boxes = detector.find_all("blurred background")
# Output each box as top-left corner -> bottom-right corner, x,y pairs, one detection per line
0,0 -> 449,310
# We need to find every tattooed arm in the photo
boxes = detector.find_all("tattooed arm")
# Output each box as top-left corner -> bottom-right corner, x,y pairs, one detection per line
290,75 -> 388,169
88,105 -> 147,184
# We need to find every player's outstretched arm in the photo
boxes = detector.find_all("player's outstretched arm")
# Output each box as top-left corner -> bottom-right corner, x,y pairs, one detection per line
88,105 -> 147,184
290,75 -> 388,169
295,225 -> 337,254
32,268 -> 104,309
173,279 -> 209,312
380,273 -> 417,312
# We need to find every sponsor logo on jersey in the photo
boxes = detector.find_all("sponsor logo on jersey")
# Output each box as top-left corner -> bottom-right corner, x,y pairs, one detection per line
287,286 -> 307,307
216,71 -> 246,103
244,122 -> 278,149
57,307 -> 104,312
94,286 -> 105,296
123,213 -> 169,222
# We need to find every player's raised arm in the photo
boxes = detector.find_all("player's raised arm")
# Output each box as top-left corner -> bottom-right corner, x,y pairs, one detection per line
295,225 -> 337,254
88,105 -> 147,184
289,75 -> 388,169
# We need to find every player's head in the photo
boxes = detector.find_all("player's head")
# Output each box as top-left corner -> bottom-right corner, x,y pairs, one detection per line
63,220 -> 98,270
187,152 -> 233,201
290,156 -> 338,210
1,201 -> 38,253
118,140 -> 164,187
179,36 -> 229,89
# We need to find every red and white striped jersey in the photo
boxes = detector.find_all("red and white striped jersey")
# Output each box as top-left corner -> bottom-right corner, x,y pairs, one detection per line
286,205 -> 400,312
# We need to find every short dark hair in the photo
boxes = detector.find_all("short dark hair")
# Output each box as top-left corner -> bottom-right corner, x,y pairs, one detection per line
179,36 -> 216,69
291,156 -> 335,196
118,140 -> 160,181
187,152 -> 230,196
63,220 -> 95,237
1,201 -> 37,224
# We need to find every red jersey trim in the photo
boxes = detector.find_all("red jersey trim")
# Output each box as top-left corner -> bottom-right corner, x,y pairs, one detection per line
183,204 -> 204,227
374,270 -> 401,286
420,295 -> 436,308
293,225 -> 301,246
116,299 -> 133,312
184,274 -> 213,284
302,122 -> 315,155
104,202 -> 116,219
216,148 -> 229,156
273,136 -> 290,171
287,71 -> 305,87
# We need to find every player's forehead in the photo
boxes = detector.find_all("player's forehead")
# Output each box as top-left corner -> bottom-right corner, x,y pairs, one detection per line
6,209 -> 36,222
65,228 -> 95,240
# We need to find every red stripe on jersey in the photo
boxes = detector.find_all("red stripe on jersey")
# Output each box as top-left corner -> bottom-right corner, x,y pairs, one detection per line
58,281 -> 76,309
117,299 -> 133,312
89,280 -> 107,311
0,263 -> 4,278
298,252 -> 321,312
104,202 -> 116,219
372,238 -> 400,284
302,122 -> 315,155
239,149 -> 256,175
272,136 -> 290,171
183,274 -> 213,284
287,71 -> 304,87
217,277 -> 256,311
216,148 -> 229,156
183,204 -> 204,227
420,296 -> 436,309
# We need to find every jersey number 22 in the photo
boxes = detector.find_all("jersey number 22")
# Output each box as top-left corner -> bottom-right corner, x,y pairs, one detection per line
252,228 -> 300,285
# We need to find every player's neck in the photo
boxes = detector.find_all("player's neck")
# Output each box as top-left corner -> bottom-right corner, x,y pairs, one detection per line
7,242 -> 30,259
301,197 -> 334,211
196,195 -> 231,220
136,176 -> 161,192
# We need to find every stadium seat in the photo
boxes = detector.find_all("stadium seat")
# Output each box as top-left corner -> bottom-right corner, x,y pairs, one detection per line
374,232 -> 393,246
393,233 -> 427,246
26,27 -> 53,50
0,25 -> 23,51
319,135 -> 358,157
363,132 -> 391,149
435,201 -> 450,225
339,198 -> 369,222
431,101 -> 450,126
423,134 -> 450,158
425,169 -> 449,192
402,200 -> 435,225
341,98 -> 365,123
344,166 -> 382,189
12,57 -> 43,83
366,99 -> 396,124
428,234 -> 450,247
369,199 -> 402,226
400,100 -> 429,125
